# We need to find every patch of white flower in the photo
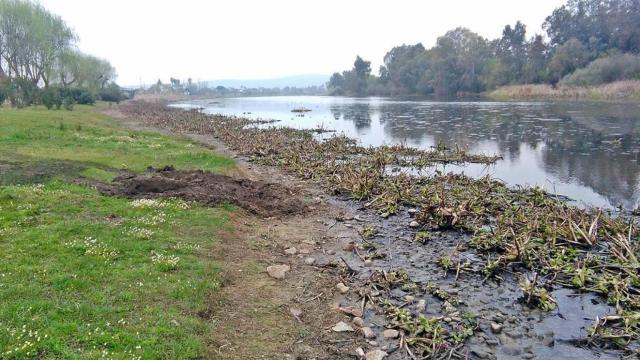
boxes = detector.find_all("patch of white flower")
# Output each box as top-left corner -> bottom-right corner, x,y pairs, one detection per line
151,252 -> 180,271
64,237 -> 118,261
126,227 -> 154,239
138,212 -> 167,226
2,324 -> 47,358
130,198 -> 190,210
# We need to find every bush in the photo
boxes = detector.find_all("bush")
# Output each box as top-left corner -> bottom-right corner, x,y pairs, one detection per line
60,87 -> 95,105
0,83 -> 7,106
560,53 -> 640,86
99,82 -> 125,103
41,87 -> 63,110
8,77 -> 40,108
62,96 -> 75,110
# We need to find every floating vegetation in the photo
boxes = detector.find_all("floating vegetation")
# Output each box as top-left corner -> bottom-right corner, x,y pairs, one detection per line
119,101 -> 640,352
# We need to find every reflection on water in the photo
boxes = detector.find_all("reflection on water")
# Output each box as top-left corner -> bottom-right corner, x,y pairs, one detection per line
177,96 -> 640,210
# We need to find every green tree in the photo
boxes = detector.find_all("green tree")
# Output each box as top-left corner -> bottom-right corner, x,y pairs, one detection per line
547,38 -> 589,83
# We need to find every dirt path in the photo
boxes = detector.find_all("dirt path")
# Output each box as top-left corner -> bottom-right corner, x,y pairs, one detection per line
105,106 -> 373,359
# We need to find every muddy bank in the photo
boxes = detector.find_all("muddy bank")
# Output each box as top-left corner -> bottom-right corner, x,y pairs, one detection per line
89,166 -> 306,217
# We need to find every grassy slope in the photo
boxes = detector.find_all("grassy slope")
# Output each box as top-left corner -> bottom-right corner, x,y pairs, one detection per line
0,104 -> 235,359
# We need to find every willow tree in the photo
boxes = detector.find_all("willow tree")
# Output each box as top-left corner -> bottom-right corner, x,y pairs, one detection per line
0,0 -> 76,85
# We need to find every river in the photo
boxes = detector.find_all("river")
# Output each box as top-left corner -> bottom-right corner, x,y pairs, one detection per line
176,96 -> 640,211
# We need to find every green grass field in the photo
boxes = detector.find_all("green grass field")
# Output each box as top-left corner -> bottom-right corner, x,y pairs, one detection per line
0,104 -> 235,358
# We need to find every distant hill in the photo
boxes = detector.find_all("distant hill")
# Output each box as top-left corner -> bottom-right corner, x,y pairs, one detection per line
206,74 -> 329,88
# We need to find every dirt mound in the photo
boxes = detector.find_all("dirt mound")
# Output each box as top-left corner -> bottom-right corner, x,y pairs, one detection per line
96,166 -> 306,217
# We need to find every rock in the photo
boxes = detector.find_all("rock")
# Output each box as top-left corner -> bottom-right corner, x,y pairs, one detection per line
469,345 -> 491,359
361,326 -> 375,339
368,341 -> 378,346
365,349 -> 388,360
501,343 -> 521,356
542,333 -> 555,347
405,295 -> 415,303
364,259 -> 373,267
326,249 -> 336,255
416,299 -> 427,312
304,257 -> 316,265
343,242 -> 356,251
506,330 -> 522,339
336,282 -> 350,294
408,208 -> 418,215
170,319 -> 180,327
284,247 -> 297,255
490,322 -> 502,334
338,306 -> 362,317
352,317 -> 365,328
383,329 -> 399,339
266,264 -> 290,279
355,347 -> 365,357
332,321 -> 354,332
409,221 -> 420,228
290,308 -> 302,322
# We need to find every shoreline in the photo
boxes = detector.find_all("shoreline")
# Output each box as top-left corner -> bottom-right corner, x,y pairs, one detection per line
117,100 -> 639,358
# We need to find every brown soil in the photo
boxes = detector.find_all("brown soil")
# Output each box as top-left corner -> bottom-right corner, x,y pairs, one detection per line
92,166 -> 306,217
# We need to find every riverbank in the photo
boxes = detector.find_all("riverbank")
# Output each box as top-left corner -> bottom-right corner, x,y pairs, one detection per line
3,101 -> 638,358
486,80 -> 640,101
118,101 -> 639,359
0,104 -> 365,359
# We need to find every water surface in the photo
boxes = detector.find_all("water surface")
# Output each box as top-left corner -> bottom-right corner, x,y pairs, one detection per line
177,96 -> 640,210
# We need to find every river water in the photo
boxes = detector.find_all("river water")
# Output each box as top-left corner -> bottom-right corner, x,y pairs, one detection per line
177,96 -> 640,211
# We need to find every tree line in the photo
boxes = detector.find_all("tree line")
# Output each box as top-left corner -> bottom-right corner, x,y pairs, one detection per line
328,0 -> 640,97
0,0 -> 123,108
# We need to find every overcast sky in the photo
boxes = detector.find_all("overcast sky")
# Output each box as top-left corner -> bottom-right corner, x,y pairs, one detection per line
40,0 -> 565,86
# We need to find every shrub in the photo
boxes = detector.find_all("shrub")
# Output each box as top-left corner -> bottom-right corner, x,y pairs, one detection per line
41,87 -> 63,110
60,87 -> 95,105
8,77 -> 40,108
99,82 -> 125,103
0,83 -> 7,106
560,53 -> 640,86
62,96 -> 75,110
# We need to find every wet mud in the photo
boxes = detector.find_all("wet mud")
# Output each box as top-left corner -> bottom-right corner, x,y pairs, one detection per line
91,166 -> 306,217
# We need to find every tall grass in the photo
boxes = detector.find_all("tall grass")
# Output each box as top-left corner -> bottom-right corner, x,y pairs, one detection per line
487,80 -> 640,101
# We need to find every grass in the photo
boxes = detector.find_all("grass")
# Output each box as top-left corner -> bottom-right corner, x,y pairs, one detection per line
0,104 -> 234,180
0,104 -> 236,358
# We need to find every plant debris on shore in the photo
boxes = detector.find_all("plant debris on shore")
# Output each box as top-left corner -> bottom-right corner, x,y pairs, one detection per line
119,101 -> 639,357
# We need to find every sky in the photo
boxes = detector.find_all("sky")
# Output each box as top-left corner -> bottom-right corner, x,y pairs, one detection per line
40,0 -> 565,87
